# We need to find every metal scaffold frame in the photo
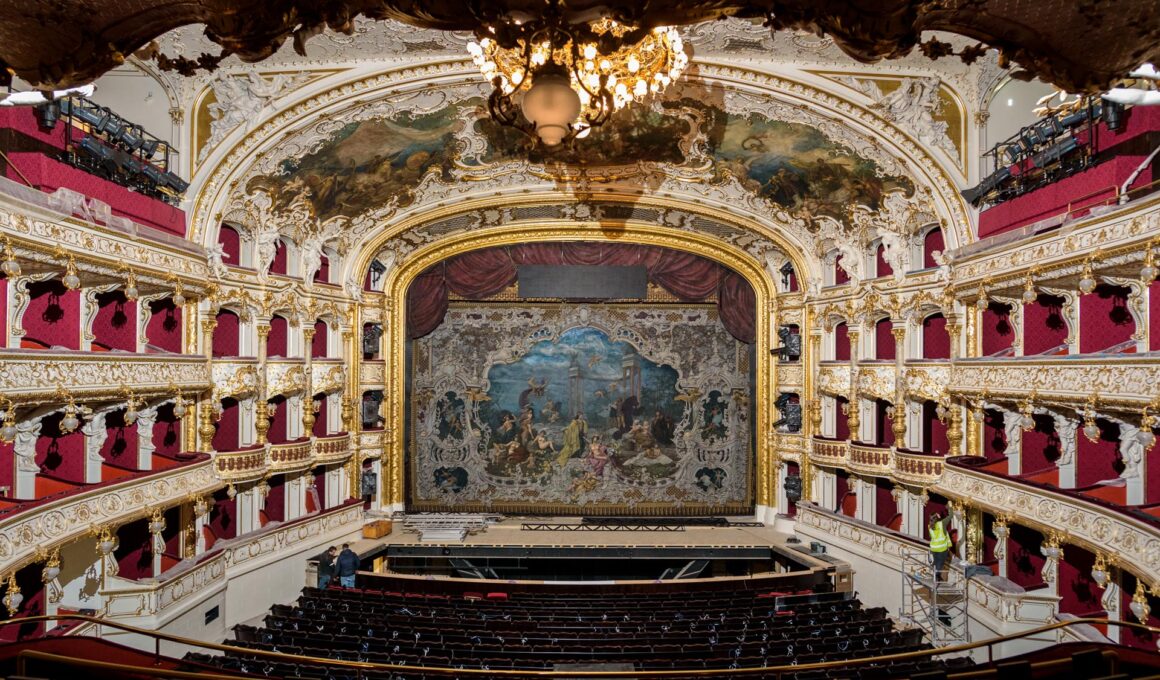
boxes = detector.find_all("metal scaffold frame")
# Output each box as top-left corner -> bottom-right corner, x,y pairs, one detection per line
900,553 -> 970,647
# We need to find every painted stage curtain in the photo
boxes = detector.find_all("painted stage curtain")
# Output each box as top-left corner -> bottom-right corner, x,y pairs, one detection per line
406,243 -> 756,343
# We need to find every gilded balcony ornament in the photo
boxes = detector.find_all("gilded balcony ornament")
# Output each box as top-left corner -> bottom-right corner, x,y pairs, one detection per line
199,401 -> 219,450
39,547 -> 63,604
255,399 -> 270,445
1130,581 -> 1151,624
992,514 -> 1009,561
1040,530 -> 1065,585
2,574 -> 22,617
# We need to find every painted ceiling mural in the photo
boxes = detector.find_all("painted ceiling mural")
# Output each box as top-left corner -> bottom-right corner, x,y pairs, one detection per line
243,93 -> 913,229
408,303 -> 753,515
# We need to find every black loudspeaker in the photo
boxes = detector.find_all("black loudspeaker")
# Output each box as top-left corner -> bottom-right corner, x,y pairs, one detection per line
1103,100 -> 1126,131
784,475 -> 802,503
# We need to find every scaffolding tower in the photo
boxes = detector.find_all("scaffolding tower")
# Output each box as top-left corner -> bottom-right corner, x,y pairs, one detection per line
900,553 -> 970,646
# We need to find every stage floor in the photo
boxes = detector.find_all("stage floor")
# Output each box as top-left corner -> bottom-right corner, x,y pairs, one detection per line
345,515 -> 836,574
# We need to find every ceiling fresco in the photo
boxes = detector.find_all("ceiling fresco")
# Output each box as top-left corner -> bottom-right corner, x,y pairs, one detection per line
242,93 -> 914,231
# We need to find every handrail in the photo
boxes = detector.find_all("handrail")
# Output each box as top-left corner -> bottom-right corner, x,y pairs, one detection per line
1,614 -> 1158,678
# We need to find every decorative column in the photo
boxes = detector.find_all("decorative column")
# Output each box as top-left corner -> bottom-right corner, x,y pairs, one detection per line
198,401 -> 218,454
891,324 -> 907,445
200,309 -> 218,453
342,329 -> 360,501
991,514 -> 1009,579
1000,406 -> 1023,475
12,418 -> 43,499
92,524 -> 119,583
965,399 -> 983,457
147,506 -> 166,578
302,326 -> 316,436
946,400 -> 964,458
81,409 -> 109,483
945,314 -> 961,360
1093,552 -> 1121,642
190,494 -> 210,557
1117,423 -> 1147,505
255,323 -> 271,445
1039,530 -> 1064,593
135,404 -> 158,471
39,548 -> 62,617
846,326 -> 860,442
1049,411 -> 1078,489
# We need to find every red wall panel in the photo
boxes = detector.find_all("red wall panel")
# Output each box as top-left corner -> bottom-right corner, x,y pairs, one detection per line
834,323 -> 850,361
874,478 -> 898,527
1121,572 -> 1160,650
23,279 -> 79,350
833,255 -> 849,285
264,474 -> 286,523
874,319 -> 894,360
1022,414 -> 1061,474
267,315 -> 288,358
921,400 -> 949,454
312,320 -> 328,358
114,519 -> 152,580
218,224 -> 241,266
922,314 -> 949,359
212,399 -> 240,451
267,396 -> 288,445
1150,279 -> 1160,351
99,409 -> 139,468
208,487 -> 237,541
315,255 -> 330,284
270,239 -> 289,276
875,244 -> 892,278
313,394 -> 328,437
1006,523 -> 1047,590
1075,419 -> 1121,487
875,399 -> 895,447
212,310 -> 240,358
983,408 -> 1008,461
1023,294 -> 1069,355
835,396 -> 850,441
923,229 -> 945,269
152,403 -> 181,456
92,291 -> 135,352
145,298 -> 182,353
34,413 -> 86,483
981,302 -> 1015,356
1079,284 -> 1135,353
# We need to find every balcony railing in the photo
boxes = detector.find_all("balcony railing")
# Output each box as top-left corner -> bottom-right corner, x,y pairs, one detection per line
268,438 -> 314,474
848,442 -> 893,478
893,449 -> 946,487
313,432 -> 352,465
810,437 -> 849,468
213,445 -> 267,484
0,349 -> 209,405
0,454 -> 216,575
950,355 -> 1160,407
938,456 -> 1160,589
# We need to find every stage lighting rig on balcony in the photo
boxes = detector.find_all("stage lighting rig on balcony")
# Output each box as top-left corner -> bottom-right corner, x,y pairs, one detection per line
467,2 -> 686,148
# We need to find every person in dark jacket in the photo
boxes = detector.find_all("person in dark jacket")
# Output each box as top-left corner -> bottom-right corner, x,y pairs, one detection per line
336,543 -> 359,588
317,545 -> 337,589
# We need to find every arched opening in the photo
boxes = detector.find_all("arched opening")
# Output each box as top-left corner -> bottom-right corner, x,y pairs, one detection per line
218,223 -> 242,267
921,313 -> 950,359
874,318 -> 894,360
267,314 -> 289,358
212,309 -> 240,358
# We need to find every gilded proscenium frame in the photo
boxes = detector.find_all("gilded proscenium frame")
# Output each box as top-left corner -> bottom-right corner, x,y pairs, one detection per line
378,222 -> 784,512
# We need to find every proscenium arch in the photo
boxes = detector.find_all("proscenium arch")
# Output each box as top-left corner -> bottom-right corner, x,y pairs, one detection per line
186,59 -> 973,251
374,221 -> 793,518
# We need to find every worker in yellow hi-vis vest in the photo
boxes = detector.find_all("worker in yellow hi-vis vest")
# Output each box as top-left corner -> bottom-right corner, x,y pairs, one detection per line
928,511 -> 952,583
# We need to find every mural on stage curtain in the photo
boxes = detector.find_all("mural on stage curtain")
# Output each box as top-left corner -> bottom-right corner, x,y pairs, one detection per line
409,304 -> 753,515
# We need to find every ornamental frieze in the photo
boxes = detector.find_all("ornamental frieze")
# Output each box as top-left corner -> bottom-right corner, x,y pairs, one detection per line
0,458 -> 219,575
0,351 -> 210,404
857,365 -> 896,402
0,202 -> 211,290
949,357 -> 1160,406
936,465 -> 1160,592
816,365 -> 851,397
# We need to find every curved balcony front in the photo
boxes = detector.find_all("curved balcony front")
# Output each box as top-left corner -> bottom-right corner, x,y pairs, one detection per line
810,436 -> 849,469
213,445 -> 268,484
313,432 -> 353,465
892,449 -> 945,487
848,442 -> 894,478
268,438 -> 314,474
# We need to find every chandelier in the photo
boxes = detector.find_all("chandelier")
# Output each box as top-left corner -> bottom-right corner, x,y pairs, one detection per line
467,5 -> 687,148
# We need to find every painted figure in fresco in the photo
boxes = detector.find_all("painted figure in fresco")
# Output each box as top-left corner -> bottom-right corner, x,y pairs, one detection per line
695,467 -> 728,491
531,431 -> 556,461
651,410 -> 675,446
541,400 -> 561,423
625,445 -> 675,468
610,398 -> 625,430
612,396 -> 640,439
585,437 -> 611,477
557,413 -> 588,465
519,376 -> 549,410
434,466 -> 468,493
494,412 -> 518,444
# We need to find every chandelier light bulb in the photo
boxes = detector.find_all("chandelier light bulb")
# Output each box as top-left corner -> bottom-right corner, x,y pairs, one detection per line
62,257 -> 80,290
124,271 -> 139,301
1021,280 -> 1037,304
1143,263 -> 1158,282
521,69 -> 582,147
975,293 -> 988,311
60,411 -> 80,434
1140,429 -> 1157,450
1083,421 -> 1100,442
1020,413 -> 1035,431
1078,261 -> 1097,294
1,241 -> 19,278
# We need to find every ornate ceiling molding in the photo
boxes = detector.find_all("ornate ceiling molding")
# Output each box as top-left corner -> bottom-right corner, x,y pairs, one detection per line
188,60 -> 970,291
1,1 -> 1153,94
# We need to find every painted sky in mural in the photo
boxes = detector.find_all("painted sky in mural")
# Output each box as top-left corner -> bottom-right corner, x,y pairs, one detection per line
248,93 -> 911,226
409,304 -> 752,515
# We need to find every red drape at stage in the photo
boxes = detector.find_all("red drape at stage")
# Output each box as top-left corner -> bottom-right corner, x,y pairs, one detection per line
406,243 -> 756,343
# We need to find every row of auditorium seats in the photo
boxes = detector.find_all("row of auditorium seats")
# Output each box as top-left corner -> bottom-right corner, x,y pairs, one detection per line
185,584 -> 953,677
